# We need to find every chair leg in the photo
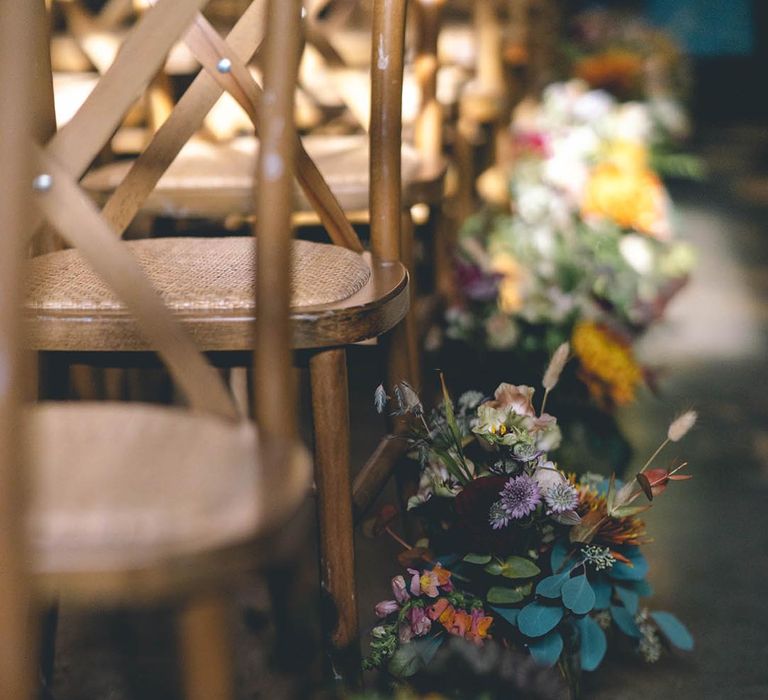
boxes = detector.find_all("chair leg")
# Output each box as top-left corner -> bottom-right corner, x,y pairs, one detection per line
178,594 -> 235,700
400,211 -> 422,390
39,602 -> 59,694
308,348 -> 360,686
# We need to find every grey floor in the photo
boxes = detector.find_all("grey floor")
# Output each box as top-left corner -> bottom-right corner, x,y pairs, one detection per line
51,125 -> 768,699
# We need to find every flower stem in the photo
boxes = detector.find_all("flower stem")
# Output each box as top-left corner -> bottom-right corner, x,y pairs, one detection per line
384,526 -> 412,551
540,388 -> 551,416
639,438 -> 669,474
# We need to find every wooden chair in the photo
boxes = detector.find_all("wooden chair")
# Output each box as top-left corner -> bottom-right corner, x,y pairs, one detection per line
25,0 -> 411,683
3,1 -> 313,698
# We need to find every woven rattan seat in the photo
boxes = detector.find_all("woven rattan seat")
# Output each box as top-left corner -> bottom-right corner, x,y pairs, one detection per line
26,237 -> 409,351
82,134 -> 423,217
29,402 -> 311,600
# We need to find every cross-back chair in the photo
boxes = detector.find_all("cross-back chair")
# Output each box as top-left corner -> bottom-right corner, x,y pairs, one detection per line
25,0 -> 412,684
4,1 -> 314,698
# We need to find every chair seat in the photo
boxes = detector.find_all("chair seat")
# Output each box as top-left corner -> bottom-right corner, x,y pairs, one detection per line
82,134 -> 424,218
26,238 -> 409,351
29,401 -> 311,600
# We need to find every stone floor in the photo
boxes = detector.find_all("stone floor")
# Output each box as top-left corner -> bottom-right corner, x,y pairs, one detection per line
50,125 -> 768,699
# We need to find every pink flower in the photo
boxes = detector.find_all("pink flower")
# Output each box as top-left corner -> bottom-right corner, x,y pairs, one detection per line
374,600 -> 399,618
409,606 -> 432,637
483,383 -> 536,417
448,610 -> 472,637
392,575 -> 410,603
407,568 -> 421,596
419,570 -> 440,598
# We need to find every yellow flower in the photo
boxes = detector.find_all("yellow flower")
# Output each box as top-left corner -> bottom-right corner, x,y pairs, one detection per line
581,154 -> 669,238
571,321 -> 643,407
490,252 -> 525,313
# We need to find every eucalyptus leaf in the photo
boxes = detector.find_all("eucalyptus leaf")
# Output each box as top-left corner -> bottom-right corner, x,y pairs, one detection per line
610,605 -> 640,638
535,573 -> 569,599
576,615 -> 607,671
550,540 -> 570,572
528,630 -> 563,668
611,550 -> 649,582
561,575 -> 596,615
490,605 -> 519,627
484,561 -> 504,576
487,586 -> 525,604
593,577 -> 612,610
387,635 -> 443,677
614,585 -> 639,615
518,601 -> 564,638
463,553 -> 492,565
651,611 -> 694,651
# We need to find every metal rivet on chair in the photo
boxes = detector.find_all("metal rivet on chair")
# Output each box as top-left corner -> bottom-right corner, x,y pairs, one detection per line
32,173 -> 53,192
216,57 -> 232,74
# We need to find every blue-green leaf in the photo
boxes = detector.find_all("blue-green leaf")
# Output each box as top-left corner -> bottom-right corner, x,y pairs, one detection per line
651,611 -> 694,651
550,540 -> 570,572
614,586 -> 639,615
562,575 -> 596,615
518,601 -> 564,638
528,630 -> 563,668
611,605 -> 640,638
536,573 -> 569,599
436,553 -> 460,567
631,579 -> 654,597
576,615 -> 607,671
490,605 -> 519,627
463,553 -> 492,565
592,577 -> 612,610
487,586 -> 525,604
387,635 -> 443,677
611,549 -> 648,581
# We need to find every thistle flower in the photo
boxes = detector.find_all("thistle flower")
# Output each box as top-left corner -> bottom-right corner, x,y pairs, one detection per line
543,342 -> 570,391
497,474 -> 541,520
544,481 -> 579,514
667,410 -> 697,442
489,501 -> 511,530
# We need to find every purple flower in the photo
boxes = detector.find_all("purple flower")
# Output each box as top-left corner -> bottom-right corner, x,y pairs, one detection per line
375,600 -> 399,618
544,481 -> 579,514
392,575 -> 410,603
495,474 -> 541,521
455,261 -> 501,302
409,607 -> 432,637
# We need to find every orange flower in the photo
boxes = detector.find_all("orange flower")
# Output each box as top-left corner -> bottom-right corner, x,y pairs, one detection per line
447,610 -> 473,638
576,483 -> 650,547
575,49 -> 644,98
438,604 -> 456,628
571,322 -> 643,408
582,157 -> 669,238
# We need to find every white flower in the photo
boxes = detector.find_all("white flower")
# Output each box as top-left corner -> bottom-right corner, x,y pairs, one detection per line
619,234 -> 655,275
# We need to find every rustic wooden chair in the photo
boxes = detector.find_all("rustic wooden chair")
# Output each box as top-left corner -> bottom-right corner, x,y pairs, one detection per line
24,0 -> 411,683
4,1 -> 313,698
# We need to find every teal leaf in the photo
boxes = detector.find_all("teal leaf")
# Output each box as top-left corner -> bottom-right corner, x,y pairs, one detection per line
536,573 -> 569,599
387,635 -> 443,677
550,540 -> 570,572
518,601 -> 564,638
611,605 -> 640,638
562,575 -> 596,615
501,556 -> 541,579
490,605 -> 519,627
528,630 -> 563,668
593,577 -> 611,610
631,579 -> 654,597
651,611 -> 694,652
487,586 -> 525,604
576,616 -> 607,672
436,553 -> 460,567
615,585 -> 639,615
463,553 -> 492,565
611,549 -> 648,582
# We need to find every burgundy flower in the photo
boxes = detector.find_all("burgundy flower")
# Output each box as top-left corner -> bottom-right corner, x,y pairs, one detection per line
454,476 -> 516,552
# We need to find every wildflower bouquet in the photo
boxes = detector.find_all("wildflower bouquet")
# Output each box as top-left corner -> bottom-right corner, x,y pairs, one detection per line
364,362 -> 695,694
446,81 -> 694,414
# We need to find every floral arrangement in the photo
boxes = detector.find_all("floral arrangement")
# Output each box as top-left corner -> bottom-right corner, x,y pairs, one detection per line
364,359 -> 695,694
446,81 -> 695,411
567,9 -> 692,144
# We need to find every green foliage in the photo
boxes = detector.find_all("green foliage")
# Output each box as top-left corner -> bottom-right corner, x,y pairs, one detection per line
388,636 -> 444,678
576,616 -> 608,671
561,575 -> 596,615
528,629 -> 564,668
518,601 -> 564,638
651,611 -> 694,651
